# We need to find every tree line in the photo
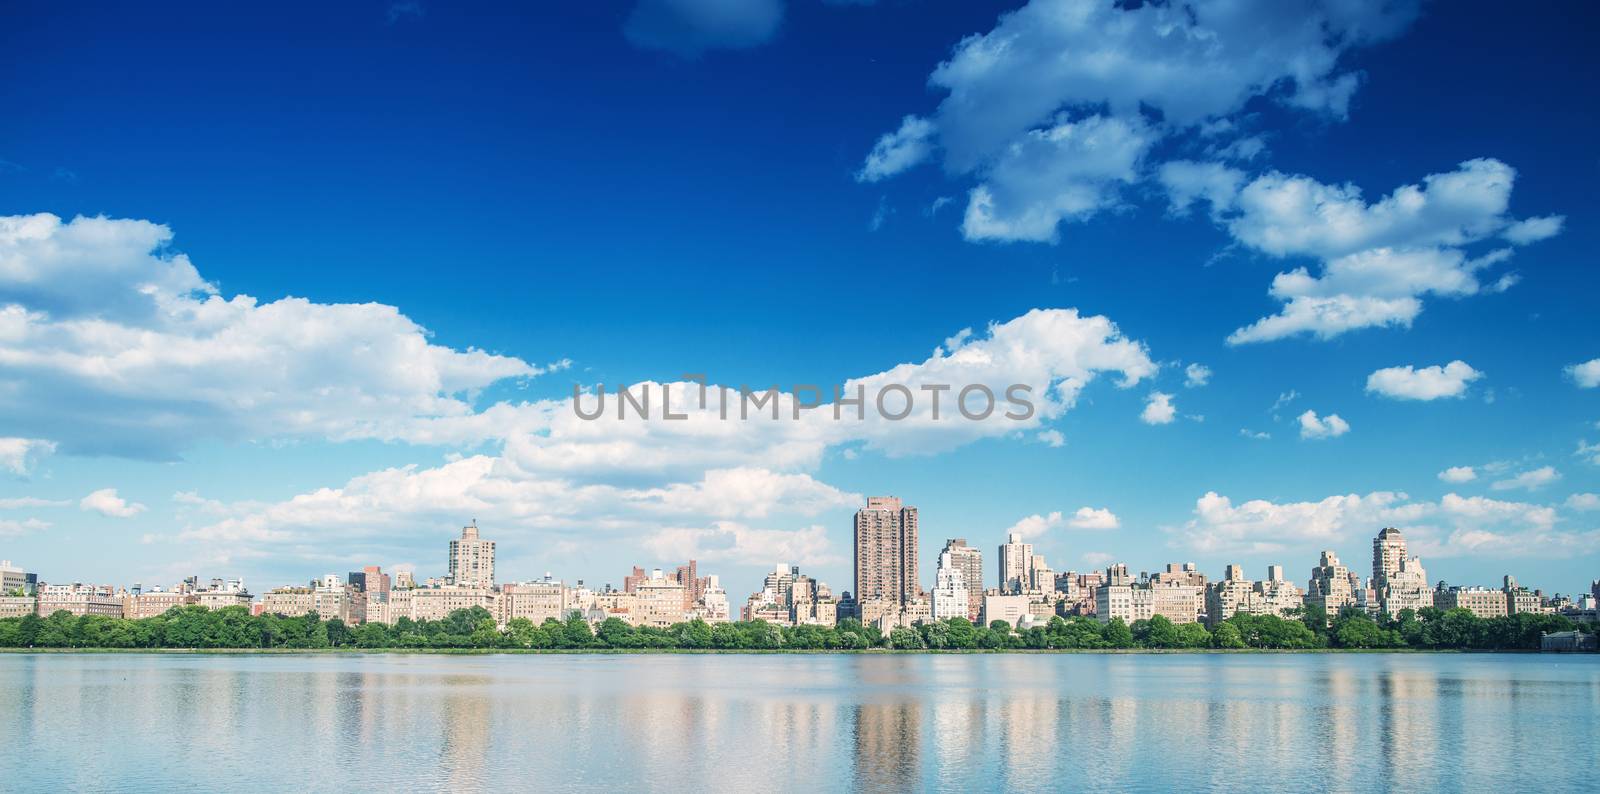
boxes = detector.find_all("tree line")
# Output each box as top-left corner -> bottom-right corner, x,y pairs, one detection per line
0,603 -> 1589,651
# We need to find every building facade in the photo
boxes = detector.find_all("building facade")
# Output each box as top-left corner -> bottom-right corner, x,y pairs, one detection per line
853,496 -> 920,608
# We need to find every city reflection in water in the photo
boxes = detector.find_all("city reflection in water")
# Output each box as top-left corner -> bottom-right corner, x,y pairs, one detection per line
0,653 -> 1595,792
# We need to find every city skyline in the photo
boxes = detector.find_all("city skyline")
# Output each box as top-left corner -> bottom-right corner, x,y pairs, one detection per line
1,0 -> 1598,603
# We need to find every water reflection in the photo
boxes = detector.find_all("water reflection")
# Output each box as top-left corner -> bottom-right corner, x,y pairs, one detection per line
0,653 -> 1594,792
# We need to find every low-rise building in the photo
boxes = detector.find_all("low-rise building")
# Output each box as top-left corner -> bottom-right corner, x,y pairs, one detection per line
35,583 -> 124,617
1434,584 -> 1508,619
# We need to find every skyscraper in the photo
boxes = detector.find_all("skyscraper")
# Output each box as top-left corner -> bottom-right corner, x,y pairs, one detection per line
1371,528 -> 1429,616
448,522 -> 495,588
931,548 -> 968,621
998,532 -> 1033,594
853,496 -> 920,606
942,539 -> 984,621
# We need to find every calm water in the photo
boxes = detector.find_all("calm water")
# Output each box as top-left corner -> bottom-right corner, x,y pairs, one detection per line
1,652 -> 1596,792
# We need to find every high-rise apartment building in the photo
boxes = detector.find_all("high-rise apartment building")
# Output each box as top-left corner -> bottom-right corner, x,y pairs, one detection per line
448,522 -> 495,588
853,496 -> 920,606
941,539 -> 984,621
931,548 -> 969,621
998,532 -> 1034,594
1370,528 -> 1430,616
1307,550 -> 1362,613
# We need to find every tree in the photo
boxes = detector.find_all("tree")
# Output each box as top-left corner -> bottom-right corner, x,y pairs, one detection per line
1101,618 -> 1133,648
1213,622 -> 1246,649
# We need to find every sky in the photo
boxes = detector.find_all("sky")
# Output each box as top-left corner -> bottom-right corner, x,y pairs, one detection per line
1,0 -> 1597,600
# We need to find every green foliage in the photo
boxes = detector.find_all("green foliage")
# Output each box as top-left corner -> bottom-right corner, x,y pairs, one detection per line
0,603 -> 1584,652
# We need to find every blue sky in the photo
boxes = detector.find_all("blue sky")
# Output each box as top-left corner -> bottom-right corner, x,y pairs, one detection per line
1,0 -> 1597,600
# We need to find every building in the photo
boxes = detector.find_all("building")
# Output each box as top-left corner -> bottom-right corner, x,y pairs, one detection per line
982,593 -> 1030,627
853,496 -> 920,608
1152,562 -> 1207,589
0,596 -> 37,618
1206,564 -> 1304,626
500,576 -> 574,625
1094,567 -> 1202,625
1307,550 -> 1363,613
1433,584 -> 1508,619
1371,528 -> 1431,616
1,560 -> 37,595
35,583 -> 124,617
126,590 -> 191,618
931,547 -> 969,621
998,532 -> 1033,594
699,576 -> 730,623
742,564 -> 836,627
1503,575 -> 1550,615
383,586 -> 497,623
448,522 -> 495,588
1540,630 -> 1598,652
634,569 -> 689,628
1056,570 -> 1105,616
941,539 -> 984,621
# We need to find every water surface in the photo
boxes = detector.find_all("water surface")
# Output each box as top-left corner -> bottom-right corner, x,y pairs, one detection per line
1,653 -> 1595,792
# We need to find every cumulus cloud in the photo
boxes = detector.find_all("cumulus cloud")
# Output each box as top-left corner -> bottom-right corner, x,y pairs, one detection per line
623,0 -> 784,58
166,306 -> 1158,577
1366,360 -> 1483,400
860,0 -> 1420,242
1239,429 -> 1271,441
0,214 -> 551,459
1298,410 -> 1349,440
80,487 -> 146,518
1184,363 -> 1211,388
1171,159 -> 1561,344
1004,511 -> 1063,540
643,521 -> 842,567
857,116 -> 935,183
1069,506 -> 1119,530
1567,358 -> 1600,388
1567,493 -> 1600,511
961,114 -> 1153,243
1173,488 -> 1586,558
1489,466 -> 1560,492
1174,490 -> 1411,554
1141,392 -> 1176,425
1437,466 -> 1477,483
0,437 -> 55,475
1580,440 -> 1600,466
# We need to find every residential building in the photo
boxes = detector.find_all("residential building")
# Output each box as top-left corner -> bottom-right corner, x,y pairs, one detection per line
1503,575 -> 1550,615
1094,569 -> 1202,625
1371,528 -> 1431,616
998,532 -> 1033,594
931,547 -> 968,621
500,576 -> 574,625
0,596 -> 37,618
1434,584 -> 1509,618
941,539 -> 984,621
853,496 -> 920,607
1206,564 -> 1303,625
36,583 -> 123,617
1307,550 -> 1363,613
634,570 -> 689,628
448,522 -> 495,588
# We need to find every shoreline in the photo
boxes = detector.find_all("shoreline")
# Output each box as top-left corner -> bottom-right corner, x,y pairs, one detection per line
1,647 -> 1541,656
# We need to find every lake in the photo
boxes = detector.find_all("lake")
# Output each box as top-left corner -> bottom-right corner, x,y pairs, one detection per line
0,653 -> 1595,792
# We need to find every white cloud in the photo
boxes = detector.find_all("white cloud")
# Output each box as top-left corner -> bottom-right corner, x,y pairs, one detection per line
1437,466 -> 1477,483
1580,440 -> 1600,466
1005,511 -> 1063,540
861,0 -> 1419,241
0,437 -> 55,475
857,116 -> 935,183
0,213 -> 549,459
1566,358 -> 1600,388
80,487 -> 146,518
1365,360 -> 1483,400
1069,506 -> 1119,530
622,0 -> 784,58
1184,363 -> 1212,388
961,114 -> 1152,243
1565,493 -> 1600,511
1036,429 -> 1065,448
1298,410 -> 1349,440
1174,490 -> 1411,554
0,517 -> 51,537
1183,159 -> 1560,344
1503,215 -> 1565,244
1159,161 -> 1246,220
1141,391 -> 1176,425
1239,429 -> 1271,441
166,306 -> 1159,576
1489,466 -> 1560,492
